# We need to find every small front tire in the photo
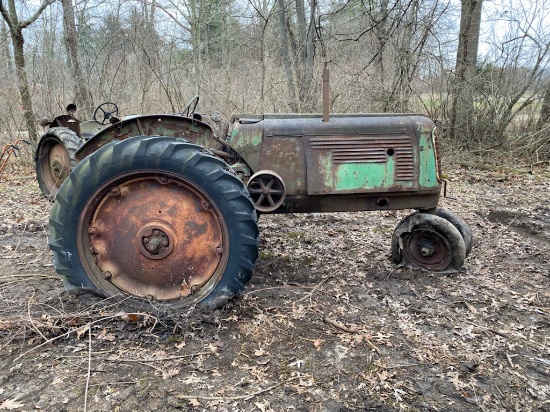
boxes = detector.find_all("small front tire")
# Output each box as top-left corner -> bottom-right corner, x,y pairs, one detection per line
391,212 -> 466,273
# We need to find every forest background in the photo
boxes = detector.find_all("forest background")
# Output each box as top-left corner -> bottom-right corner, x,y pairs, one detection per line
1,0 -> 549,159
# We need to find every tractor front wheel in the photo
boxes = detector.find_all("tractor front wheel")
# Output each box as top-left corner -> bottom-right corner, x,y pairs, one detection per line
49,136 -> 259,309
391,212 -> 466,273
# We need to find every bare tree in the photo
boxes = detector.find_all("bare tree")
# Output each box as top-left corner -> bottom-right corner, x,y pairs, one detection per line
0,0 -> 55,143
62,0 -> 93,118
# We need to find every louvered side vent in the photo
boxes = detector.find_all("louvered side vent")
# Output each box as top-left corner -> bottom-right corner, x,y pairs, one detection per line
309,135 -> 415,182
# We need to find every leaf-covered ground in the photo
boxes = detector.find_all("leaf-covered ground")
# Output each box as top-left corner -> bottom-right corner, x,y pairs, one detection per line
0,159 -> 549,411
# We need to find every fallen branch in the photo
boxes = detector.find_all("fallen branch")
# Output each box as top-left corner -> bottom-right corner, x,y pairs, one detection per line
14,312 -> 158,361
176,376 -> 301,401
323,317 -> 361,333
323,317 -> 381,354
104,352 -> 211,363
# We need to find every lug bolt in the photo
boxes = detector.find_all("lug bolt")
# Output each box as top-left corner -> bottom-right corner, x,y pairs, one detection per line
88,227 -> 97,235
103,271 -> 112,280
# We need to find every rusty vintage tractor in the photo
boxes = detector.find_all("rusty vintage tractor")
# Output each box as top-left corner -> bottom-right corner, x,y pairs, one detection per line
37,88 -> 472,309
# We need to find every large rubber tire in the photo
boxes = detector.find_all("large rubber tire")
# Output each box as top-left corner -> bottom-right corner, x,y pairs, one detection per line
435,208 -> 473,257
49,136 -> 259,310
35,128 -> 83,199
391,212 -> 466,273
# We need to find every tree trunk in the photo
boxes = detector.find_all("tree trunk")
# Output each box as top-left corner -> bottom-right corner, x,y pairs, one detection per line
1,20 -> 13,75
449,0 -> 483,146
1,0 -> 55,143
277,0 -> 298,111
11,26 -> 38,143
62,0 -> 93,118
537,81 -> 550,129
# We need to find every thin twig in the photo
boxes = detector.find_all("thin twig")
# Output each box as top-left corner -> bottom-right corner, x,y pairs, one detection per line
14,312 -> 158,361
84,326 -> 92,412
506,352 -> 516,368
323,317 -> 361,333
177,376 -> 301,401
103,352 -> 211,363
323,317 -> 382,354
0,274 -> 58,280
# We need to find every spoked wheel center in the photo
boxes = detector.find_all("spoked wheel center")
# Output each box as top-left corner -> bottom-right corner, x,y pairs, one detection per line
247,170 -> 286,213
79,173 -> 228,302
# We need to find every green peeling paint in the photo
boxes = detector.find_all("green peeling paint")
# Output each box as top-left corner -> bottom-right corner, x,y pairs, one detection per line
321,155 -> 396,191
418,134 -> 438,188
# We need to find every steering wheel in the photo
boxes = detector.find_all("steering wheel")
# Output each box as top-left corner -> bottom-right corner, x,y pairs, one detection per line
181,96 -> 199,117
93,102 -> 119,125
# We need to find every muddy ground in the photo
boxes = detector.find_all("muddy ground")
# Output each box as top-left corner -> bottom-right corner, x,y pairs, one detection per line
0,157 -> 549,412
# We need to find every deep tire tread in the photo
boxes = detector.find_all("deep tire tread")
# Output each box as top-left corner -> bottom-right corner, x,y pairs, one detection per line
49,135 -> 259,310
35,127 -> 84,199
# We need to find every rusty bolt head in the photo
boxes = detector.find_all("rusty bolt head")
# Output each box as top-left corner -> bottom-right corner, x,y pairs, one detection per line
111,187 -> 121,195
88,227 -> 97,235
202,201 -> 211,210
143,238 -> 149,244
103,271 -> 112,280
190,284 -> 200,294
159,177 -> 168,184
215,245 -> 224,255
162,240 -> 168,247
153,230 -> 159,236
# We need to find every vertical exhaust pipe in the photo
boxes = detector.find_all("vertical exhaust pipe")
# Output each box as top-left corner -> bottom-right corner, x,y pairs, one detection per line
323,63 -> 330,122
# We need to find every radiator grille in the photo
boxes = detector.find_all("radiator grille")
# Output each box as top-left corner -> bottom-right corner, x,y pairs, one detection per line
309,135 -> 415,181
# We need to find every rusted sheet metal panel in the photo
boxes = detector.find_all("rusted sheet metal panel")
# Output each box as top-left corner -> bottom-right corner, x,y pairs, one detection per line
228,119 -> 263,172
258,137 -> 307,195
280,190 -> 441,213
76,115 -> 212,161
257,115 -> 421,195
86,175 -> 225,300
304,134 -> 417,194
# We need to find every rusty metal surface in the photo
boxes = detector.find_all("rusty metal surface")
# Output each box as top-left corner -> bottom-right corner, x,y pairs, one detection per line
247,170 -> 286,212
76,115 -> 213,161
47,143 -> 70,187
51,115 -> 81,137
401,227 -> 451,271
81,173 -> 226,300
0,139 -> 30,177
230,114 -> 435,189
278,190 -> 440,213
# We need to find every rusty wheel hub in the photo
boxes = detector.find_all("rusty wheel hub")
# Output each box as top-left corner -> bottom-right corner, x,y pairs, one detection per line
402,229 -> 451,271
48,143 -> 70,186
80,174 -> 228,301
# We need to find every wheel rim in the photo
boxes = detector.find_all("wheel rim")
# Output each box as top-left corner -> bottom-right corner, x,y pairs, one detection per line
247,171 -> 285,212
43,141 -> 70,189
77,172 -> 229,303
401,227 -> 452,271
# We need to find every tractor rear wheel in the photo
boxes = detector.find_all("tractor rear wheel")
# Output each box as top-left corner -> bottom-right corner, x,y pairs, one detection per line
35,128 -> 83,199
391,212 -> 466,273
49,136 -> 259,309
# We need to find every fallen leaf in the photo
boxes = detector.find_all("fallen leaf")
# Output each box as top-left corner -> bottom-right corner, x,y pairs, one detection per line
0,398 -> 25,410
